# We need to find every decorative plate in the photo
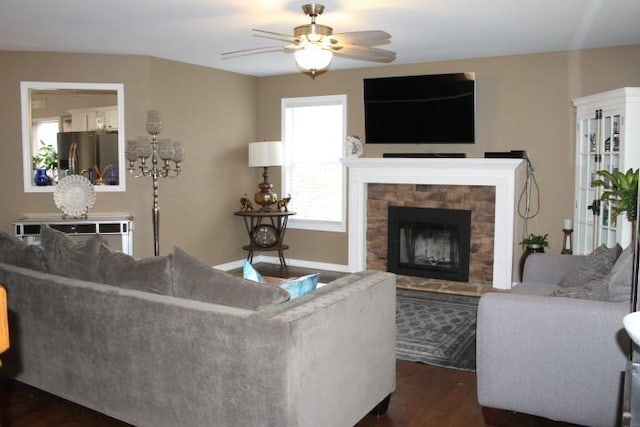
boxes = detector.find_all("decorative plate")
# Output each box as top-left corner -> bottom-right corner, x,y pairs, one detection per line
53,175 -> 96,217
346,135 -> 364,157
253,224 -> 278,248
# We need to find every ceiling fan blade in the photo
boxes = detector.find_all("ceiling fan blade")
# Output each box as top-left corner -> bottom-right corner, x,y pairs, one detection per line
331,30 -> 391,46
283,43 -> 303,53
253,29 -> 296,43
333,44 -> 396,63
221,45 -> 285,58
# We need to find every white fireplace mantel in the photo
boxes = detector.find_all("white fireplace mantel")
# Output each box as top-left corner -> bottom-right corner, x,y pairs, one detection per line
343,157 -> 526,289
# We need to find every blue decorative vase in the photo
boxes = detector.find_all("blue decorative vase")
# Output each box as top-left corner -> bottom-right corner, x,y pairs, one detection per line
34,168 -> 51,186
106,164 -> 118,185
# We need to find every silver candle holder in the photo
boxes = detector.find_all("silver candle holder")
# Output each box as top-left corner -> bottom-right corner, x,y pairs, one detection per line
126,110 -> 184,256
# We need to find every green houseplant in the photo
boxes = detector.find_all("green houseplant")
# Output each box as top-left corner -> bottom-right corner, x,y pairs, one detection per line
32,140 -> 58,185
32,140 -> 58,172
592,168 -> 639,223
520,233 -> 550,249
592,168 -> 638,250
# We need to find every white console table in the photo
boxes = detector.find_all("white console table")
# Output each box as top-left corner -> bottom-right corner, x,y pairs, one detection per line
14,214 -> 133,255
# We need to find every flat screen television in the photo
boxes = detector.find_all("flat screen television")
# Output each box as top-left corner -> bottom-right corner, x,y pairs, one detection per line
363,72 -> 475,144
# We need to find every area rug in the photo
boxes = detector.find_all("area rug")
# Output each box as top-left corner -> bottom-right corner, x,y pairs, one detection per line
396,289 -> 478,371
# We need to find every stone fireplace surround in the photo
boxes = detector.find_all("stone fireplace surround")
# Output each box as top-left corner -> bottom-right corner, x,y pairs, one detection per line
370,184 -> 493,285
343,158 -> 525,290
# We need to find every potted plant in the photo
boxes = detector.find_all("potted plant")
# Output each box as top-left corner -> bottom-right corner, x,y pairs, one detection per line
32,140 -> 58,185
520,233 -> 550,250
592,168 -> 639,247
592,168 -> 638,222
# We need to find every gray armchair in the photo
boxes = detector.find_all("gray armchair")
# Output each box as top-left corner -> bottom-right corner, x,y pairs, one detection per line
476,253 -> 630,427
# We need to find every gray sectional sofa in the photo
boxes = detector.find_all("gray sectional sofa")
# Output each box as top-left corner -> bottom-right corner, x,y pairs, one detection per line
0,227 -> 396,427
476,247 -> 633,427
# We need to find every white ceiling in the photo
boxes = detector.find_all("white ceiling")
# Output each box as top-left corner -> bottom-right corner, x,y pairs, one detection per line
1,0 -> 639,77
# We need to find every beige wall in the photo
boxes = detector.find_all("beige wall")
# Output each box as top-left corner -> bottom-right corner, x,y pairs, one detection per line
257,45 -> 640,261
0,51 -> 258,264
2,46 -> 639,267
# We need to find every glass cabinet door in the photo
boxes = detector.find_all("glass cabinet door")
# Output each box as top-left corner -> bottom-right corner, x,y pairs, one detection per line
599,113 -> 621,249
575,111 -> 623,253
575,116 -> 598,254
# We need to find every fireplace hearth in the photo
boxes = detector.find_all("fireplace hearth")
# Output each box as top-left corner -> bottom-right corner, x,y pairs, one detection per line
388,206 -> 471,282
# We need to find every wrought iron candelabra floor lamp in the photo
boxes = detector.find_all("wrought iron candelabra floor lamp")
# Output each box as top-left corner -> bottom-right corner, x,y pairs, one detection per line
126,110 -> 184,256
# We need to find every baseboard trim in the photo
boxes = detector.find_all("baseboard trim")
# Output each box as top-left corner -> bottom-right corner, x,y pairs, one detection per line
214,256 -> 350,273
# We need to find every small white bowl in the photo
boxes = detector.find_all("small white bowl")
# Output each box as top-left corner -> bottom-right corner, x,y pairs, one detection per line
623,311 -> 640,347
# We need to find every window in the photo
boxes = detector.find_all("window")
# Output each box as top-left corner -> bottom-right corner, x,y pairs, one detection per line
281,95 -> 346,232
31,118 -> 60,157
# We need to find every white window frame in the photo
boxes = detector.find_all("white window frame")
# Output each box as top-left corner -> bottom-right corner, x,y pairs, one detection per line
281,94 -> 347,232
31,117 -> 61,156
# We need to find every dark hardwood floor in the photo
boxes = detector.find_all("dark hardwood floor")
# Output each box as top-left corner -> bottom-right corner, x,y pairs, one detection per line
0,361 -> 581,426
356,361 -> 581,427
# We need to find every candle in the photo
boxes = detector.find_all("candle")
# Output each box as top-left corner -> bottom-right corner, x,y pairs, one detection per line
145,110 -> 163,135
563,218 -> 573,230
157,139 -> 175,160
135,136 -> 153,158
125,140 -> 138,161
171,141 -> 184,163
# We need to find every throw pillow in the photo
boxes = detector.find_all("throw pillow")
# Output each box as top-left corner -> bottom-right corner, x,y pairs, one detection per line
558,244 -> 621,288
97,244 -> 172,295
279,273 -> 320,299
171,247 -> 289,310
608,244 -> 634,303
40,226 -> 103,282
552,275 -> 609,301
243,260 -> 265,283
0,231 -> 48,272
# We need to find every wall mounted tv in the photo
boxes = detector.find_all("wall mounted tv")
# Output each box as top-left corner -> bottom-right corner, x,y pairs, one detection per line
363,72 -> 475,144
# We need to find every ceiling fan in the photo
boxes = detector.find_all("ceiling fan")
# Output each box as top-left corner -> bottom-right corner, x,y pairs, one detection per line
222,3 -> 396,78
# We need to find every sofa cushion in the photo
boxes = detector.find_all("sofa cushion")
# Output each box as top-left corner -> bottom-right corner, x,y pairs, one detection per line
97,244 -> 172,295
0,231 -> 48,272
171,247 -> 290,310
40,226 -> 103,282
279,273 -> 320,299
609,245 -> 634,303
558,244 -> 621,288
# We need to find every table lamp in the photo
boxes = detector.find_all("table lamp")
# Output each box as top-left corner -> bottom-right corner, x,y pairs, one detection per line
249,141 -> 283,211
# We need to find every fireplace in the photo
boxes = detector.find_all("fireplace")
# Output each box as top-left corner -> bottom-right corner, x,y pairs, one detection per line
343,158 -> 526,289
388,206 -> 471,282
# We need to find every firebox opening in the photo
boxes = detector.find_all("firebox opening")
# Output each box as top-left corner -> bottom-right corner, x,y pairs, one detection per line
388,206 -> 471,282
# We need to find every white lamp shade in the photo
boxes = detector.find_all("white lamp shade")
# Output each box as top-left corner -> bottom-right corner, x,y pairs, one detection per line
248,141 -> 283,167
294,45 -> 333,71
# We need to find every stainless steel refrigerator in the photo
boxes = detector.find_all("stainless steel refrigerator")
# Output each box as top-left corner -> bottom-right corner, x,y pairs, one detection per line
57,130 -> 119,184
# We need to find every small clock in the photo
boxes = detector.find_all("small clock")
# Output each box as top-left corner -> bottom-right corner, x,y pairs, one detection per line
252,224 -> 278,248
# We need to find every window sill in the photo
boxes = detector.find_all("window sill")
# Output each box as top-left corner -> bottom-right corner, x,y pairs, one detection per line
287,218 -> 346,233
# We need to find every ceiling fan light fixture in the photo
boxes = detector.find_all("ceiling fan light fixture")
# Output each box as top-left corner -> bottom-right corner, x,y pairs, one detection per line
294,23 -> 333,40
223,3 -> 395,78
294,45 -> 333,77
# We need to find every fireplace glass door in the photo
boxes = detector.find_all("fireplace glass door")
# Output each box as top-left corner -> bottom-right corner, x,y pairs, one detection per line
387,206 -> 471,282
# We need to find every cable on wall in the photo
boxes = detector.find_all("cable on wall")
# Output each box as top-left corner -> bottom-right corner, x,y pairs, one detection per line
517,152 -> 541,239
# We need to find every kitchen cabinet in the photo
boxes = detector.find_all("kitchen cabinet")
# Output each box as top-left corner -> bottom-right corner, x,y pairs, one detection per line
68,106 -> 118,131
